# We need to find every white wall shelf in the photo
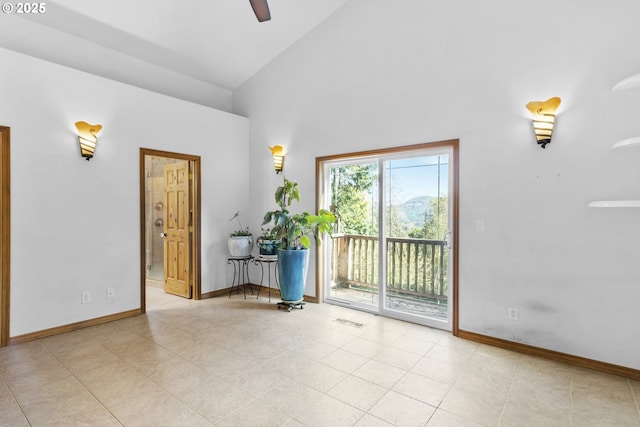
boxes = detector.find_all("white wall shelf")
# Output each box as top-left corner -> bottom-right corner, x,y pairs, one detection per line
590,82 -> 640,207
613,73 -> 640,91
612,137 -> 640,149
588,200 -> 640,208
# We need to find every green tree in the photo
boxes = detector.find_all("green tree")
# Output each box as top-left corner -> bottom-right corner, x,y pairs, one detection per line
331,164 -> 377,235
386,204 -> 413,237
414,196 -> 448,239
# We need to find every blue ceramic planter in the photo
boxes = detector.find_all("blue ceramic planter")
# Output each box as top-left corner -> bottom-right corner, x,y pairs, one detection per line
277,249 -> 309,303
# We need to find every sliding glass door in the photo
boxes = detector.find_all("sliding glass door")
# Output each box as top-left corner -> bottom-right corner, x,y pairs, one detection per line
320,142 -> 456,330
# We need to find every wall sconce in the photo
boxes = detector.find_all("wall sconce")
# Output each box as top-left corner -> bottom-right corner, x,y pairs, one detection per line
75,121 -> 102,160
525,97 -> 561,149
269,145 -> 285,173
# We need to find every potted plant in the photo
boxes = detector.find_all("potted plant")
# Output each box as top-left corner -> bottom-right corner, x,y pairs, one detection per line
228,212 -> 253,257
262,179 -> 336,307
257,228 -> 280,257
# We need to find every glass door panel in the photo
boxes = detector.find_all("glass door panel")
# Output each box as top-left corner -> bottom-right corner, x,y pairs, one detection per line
382,153 -> 450,327
326,161 -> 379,308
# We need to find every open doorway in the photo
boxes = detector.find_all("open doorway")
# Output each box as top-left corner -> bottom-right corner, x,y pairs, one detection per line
139,148 -> 201,313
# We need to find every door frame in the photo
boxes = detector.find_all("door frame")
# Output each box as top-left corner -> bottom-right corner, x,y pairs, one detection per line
0,127 -> 9,346
316,139 -> 459,334
139,148 -> 201,312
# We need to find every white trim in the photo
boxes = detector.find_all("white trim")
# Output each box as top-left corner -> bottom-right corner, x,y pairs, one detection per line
587,200 -> 640,208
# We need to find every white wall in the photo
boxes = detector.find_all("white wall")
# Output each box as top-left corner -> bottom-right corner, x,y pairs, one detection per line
0,15 -> 233,112
234,0 -> 640,370
0,47 -> 249,336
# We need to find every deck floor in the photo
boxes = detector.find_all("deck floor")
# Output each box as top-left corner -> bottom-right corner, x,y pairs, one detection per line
329,285 -> 448,320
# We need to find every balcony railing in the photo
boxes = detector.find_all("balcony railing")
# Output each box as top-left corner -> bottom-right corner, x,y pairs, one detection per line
332,234 -> 448,301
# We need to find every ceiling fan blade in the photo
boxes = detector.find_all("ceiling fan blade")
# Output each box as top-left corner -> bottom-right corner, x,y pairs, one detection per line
249,0 -> 271,22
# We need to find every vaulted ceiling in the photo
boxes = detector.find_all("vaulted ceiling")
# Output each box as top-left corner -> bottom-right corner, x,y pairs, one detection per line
0,0 -> 350,110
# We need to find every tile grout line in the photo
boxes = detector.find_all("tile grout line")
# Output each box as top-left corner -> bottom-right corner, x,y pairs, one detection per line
304,324 -> 435,426
0,368 -> 32,426
303,334 -> 392,425
51,330 -> 213,427
421,340 -> 479,426
121,331 -> 221,426
569,367 -> 574,427
496,352 -> 523,427
149,302 -> 402,425
43,343 -> 127,427
627,378 -> 640,422
220,394 -> 297,427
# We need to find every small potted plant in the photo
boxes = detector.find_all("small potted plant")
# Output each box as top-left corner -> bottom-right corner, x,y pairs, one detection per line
228,212 -> 253,257
257,228 -> 280,258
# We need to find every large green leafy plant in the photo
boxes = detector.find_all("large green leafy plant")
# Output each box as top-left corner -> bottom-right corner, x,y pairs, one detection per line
262,179 -> 336,249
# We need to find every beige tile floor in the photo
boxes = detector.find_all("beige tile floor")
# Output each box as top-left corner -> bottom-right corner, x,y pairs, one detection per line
1,287 -> 639,426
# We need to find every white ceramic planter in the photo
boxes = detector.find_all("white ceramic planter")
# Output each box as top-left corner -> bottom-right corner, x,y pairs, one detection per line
228,236 -> 253,257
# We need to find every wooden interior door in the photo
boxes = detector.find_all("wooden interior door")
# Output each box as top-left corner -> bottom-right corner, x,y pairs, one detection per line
163,161 -> 192,298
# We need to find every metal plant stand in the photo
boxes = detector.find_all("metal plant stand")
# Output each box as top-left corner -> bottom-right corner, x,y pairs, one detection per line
227,256 -> 254,298
253,256 -> 279,302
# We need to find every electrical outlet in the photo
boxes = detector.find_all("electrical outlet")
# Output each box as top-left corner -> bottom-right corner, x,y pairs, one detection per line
508,307 -> 519,321
81,291 -> 91,304
106,287 -> 115,301
475,218 -> 485,231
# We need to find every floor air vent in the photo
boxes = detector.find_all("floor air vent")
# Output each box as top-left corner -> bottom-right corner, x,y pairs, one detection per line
333,318 -> 365,328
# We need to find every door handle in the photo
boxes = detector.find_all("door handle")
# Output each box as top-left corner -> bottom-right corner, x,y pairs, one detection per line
160,232 -> 167,238
443,231 -> 452,249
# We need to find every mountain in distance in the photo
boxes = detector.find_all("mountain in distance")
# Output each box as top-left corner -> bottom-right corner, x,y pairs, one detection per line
400,195 -> 433,226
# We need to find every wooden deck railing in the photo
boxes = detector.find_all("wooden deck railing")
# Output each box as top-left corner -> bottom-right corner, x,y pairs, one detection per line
332,234 -> 448,300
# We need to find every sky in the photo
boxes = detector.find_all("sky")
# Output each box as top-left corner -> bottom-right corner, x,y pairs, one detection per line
386,155 -> 449,205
